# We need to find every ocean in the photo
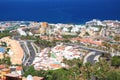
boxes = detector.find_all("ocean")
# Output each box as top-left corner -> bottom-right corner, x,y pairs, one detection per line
0,0 -> 120,24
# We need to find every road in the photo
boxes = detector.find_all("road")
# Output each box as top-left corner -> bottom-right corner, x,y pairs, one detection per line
77,46 -> 103,64
65,43 -> 105,64
26,41 -> 36,65
19,41 -> 29,65
20,39 -> 105,65
85,51 -> 102,64
19,41 -> 36,66
65,43 -> 109,54
14,36 -> 36,66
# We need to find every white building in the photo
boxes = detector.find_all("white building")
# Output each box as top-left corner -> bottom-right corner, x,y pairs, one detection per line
17,28 -> 27,36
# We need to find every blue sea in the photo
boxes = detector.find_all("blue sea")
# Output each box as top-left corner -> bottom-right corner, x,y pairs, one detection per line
0,0 -> 120,24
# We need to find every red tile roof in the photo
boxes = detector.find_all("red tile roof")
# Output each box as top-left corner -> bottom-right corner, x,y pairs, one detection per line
0,65 -> 5,69
16,66 -> 22,71
71,38 -> 102,46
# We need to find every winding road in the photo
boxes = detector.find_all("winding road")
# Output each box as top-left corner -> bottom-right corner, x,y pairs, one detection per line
65,43 -> 106,64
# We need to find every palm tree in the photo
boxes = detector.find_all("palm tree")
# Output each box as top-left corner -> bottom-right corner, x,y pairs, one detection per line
82,62 -> 93,80
102,42 -> 111,52
93,59 -> 110,79
112,44 -> 119,54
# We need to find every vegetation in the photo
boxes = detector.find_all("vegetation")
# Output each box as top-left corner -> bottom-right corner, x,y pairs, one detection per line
111,56 -> 120,68
62,58 -> 82,67
102,42 -> 111,50
68,26 -> 72,32
114,36 -> 120,41
62,35 -> 77,39
0,30 -> 12,38
23,59 -> 82,80
82,62 -> 92,79
61,39 -> 71,43
102,41 -> 120,53
20,35 -> 36,40
84,32 -> 90,36
93,60 -> 110,79
0,55 -> 11,66
35,37 -> 56,48
23,66 -> 81,80
106,70 -> 120,80
23,58 -> 120,80
0,42 -> 7,47
98,25 -> 103,32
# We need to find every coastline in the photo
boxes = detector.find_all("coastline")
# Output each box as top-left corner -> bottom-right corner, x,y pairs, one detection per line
0,19 -> 119,25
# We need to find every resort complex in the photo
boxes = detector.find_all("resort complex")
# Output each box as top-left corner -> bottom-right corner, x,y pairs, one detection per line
0,19 -> 119,80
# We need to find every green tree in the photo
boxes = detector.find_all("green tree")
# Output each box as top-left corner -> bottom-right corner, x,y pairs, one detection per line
114,36 -> 120,41
102,42 -> 111,51
35,37 -> 56,48
0,30 -> 12,38
106,71 -> 120,80
84,32 -> 90,36
111,56 -> 120,68
68,26 -> 72,32
5,57 -> 11,66
82,62 -> 93,80
93,60 -> 110,79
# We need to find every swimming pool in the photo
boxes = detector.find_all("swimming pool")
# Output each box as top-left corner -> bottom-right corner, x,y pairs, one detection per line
0,47 -> 5,53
